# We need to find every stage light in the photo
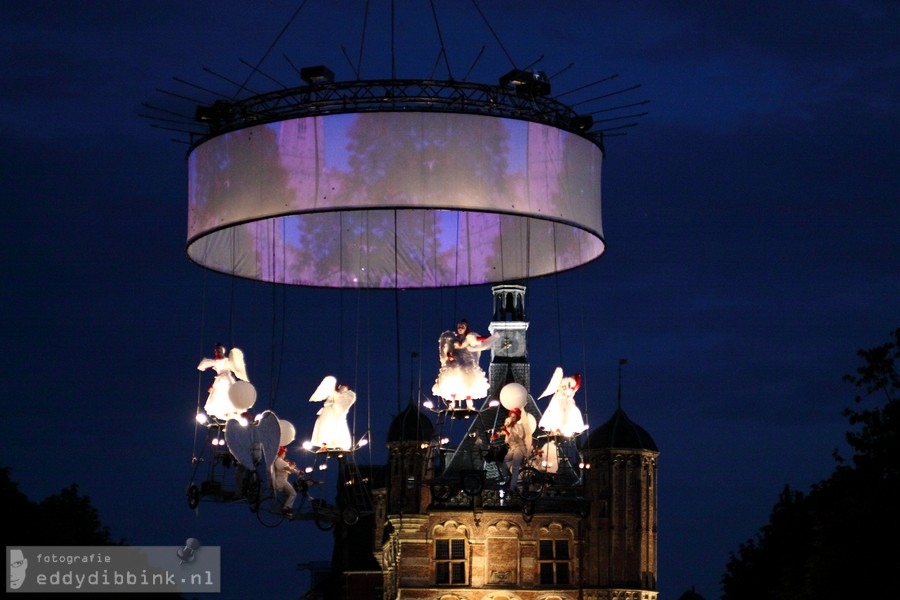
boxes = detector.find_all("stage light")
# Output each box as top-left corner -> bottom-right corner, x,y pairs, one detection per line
499,69 -> 551,97
300,65 -> 334,85
572,115 -> 594,132
195,413 -> 208,424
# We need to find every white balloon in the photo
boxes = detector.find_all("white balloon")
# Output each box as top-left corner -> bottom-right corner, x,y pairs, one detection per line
499,383 -> 527,410
229,381 -> 257,411
278,419 -> 296,446
524,412 -> 537,435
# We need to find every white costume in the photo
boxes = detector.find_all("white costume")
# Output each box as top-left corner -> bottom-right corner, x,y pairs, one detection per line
197,345 -> 249,420
271,452 -> 300,511
309,376 -> 356,451
538,367 -> 587,437
432,321 -> 494,409
498,411 -> 531,491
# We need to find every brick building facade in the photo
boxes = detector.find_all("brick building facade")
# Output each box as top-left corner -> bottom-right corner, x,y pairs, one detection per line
326,285 -> 659,600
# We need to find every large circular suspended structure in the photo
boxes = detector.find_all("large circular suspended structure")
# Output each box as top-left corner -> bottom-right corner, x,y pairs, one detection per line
187,76 -> 604,288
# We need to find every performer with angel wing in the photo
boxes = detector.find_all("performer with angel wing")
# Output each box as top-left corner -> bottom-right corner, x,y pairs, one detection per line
309,376 -> 356,451
537,367 -> 588,437
197,342 -> 250,420
431,319 -> 495,409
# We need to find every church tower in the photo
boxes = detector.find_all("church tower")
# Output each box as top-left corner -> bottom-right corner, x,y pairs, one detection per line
358,285 -> 660,600
488,283 -> 530,394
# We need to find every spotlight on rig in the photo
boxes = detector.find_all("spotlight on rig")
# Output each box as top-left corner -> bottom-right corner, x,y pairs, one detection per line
300,65 -> 335,85
499,69 -> 551,97
571,115 -> 594,132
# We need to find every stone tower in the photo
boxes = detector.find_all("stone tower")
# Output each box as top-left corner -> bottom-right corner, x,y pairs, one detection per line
351,285 -> 659,600
582,409 -> 660,598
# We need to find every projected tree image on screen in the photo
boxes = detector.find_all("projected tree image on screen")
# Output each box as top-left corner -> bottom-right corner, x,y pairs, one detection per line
187,111 -> 603,288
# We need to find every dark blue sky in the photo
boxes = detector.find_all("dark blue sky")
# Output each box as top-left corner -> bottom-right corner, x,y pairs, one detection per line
2,2 -> 898,598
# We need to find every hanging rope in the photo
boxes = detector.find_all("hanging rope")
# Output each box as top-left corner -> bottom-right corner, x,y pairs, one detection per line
192,270 -> 209,461
552,225 -> 564,367
229,227 -> 236,348
356,0 -> 371,80
232,0 -> 310,100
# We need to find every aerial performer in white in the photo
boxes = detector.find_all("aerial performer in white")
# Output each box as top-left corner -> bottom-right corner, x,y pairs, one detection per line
538,367 -> 588,437
197,342 -> 250,420
432,319 -> 495,409
308,376 -> 356,451
491,407 -> 532,491
270,446 -> 301,515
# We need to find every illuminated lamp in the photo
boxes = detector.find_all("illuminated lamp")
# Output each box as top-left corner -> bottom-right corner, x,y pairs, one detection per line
499,69 -> 550,97
186,79 -> 606,288
300,65 -> 334,85
193,100 -> 232,129
572,115 -> 594,132
499,68 -> 531,87
194,105 -> 216,123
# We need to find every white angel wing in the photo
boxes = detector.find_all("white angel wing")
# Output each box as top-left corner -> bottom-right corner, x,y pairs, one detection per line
539,367 -> 564,399
437,330 -> 455,365
255,410 -> 282,472
224,418 -> 254,468
309,375 -> 337,402
229,348 -> 249,382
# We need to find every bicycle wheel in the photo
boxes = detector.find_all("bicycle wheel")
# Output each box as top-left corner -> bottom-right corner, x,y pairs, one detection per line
257,496 -> 285,527
341,506 -> 360,526
462,471 -> 484,496
517,467 -> 543,500
314,511 -> 336,531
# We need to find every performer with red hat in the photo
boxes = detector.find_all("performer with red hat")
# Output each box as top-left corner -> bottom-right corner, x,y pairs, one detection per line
492,407 -> 531,492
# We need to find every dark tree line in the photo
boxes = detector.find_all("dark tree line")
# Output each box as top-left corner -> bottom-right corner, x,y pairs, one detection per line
0,466 -> 118,546
721,328 -> 900,599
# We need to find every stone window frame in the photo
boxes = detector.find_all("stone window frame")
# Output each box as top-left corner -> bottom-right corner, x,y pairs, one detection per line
433,520 -> 469,586
537,522 -> 576,587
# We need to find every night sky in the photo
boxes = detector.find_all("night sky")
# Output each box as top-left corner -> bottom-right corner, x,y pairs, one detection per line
2,2 -> 898,599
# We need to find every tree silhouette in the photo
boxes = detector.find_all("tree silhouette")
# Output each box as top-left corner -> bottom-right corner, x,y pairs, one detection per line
721,328 -> 900,599
1,466 -> 117,546
677,585 -> 706,600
